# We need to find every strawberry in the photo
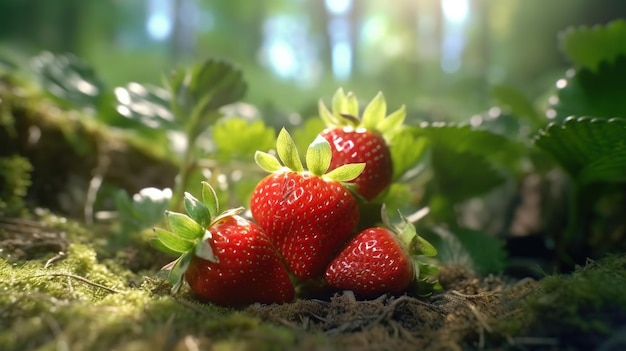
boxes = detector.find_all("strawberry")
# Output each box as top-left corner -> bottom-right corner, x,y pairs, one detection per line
152,182 -> 294,307
318,88 -> 406,201
324,206 -> 440,299
250,128 -> 365,279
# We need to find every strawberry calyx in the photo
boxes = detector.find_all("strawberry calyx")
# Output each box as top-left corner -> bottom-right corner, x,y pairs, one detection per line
152,181 -> 243,294
318,88 -> 407,142
255,127 -> 366,183
380,204 -> 442,295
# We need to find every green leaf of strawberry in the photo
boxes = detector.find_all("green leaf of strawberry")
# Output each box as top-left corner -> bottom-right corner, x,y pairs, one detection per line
152,182 -> 294,306
251,128 -> 364,279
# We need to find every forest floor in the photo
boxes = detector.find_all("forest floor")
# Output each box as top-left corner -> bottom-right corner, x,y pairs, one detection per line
1,214 -> 625,351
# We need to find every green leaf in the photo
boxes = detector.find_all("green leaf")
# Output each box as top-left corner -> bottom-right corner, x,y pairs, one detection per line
413,236 -> 438,257
318,99 -> 339,126
345,91 -> 359,117
183,192 -> 211,228
324,163 -> 365,182
305,135 -> 332,176
154,228 -> 194,253
410,123 -> 525,171
213,117 -> 276,163
194,236 -> 218,262
551,55 -> 626,120
255,151 -> 283,173
165,211 -> 204,241
361,92 -> 386,131
115,188 -> 172,234
165,59 -> 246,125
276,128 -> 304,172
390,128 -> 428,180
422,226 -> 507,275
377,105 -> 406,140
431,146 -> 505,202
491,84 -> 542,128
201,182 -> 219,218
150,238 -> 180,256
30,51 -> 105,109
168,251 -> 193,294
534,117 -> 626,183
560,19 -> 626,72
114,83 -> 175,130
293,118 -> 327,159
331,88 -> 347,117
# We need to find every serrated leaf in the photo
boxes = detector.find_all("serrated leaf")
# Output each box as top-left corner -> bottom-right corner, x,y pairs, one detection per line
183,192 -> 211,228
324,163 -> 365,182
491,84 -> 542,128
535,117 -> 626,183
423,226 -> 507,275
30,51 -> 105,109
431,146 -> 505,202
362,92 -> 386,131
168,251 -> 192,294
551,56 -> 626,120
114,82 -> 175,130
213,117 -> 276,163
165,211 -> 204,241
560,19 -> 626,72
154,228 -> 194,253
410,123 -> 525,170
150,238 -> 180,256
306,135 -> 332,176
201,181 -> 219,218
276,128 -> 304,172
255,151 -> 283,173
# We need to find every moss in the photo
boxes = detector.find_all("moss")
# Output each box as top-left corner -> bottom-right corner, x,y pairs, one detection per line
0,223 -> 305,351
497,254 -> 626,348
0,155 -> 32,216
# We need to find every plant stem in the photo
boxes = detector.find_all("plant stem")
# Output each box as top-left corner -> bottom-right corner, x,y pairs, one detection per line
168,140 -> 196,212
559,180 -> 581,268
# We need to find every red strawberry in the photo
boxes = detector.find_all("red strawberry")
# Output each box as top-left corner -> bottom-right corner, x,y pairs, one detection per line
318,89 -> 406,201
250,128 -> 365,279
324,206 -> 439,299
152,182 -> 294,307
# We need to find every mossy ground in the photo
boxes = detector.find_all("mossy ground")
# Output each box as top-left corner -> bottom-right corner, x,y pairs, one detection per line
2,212 -> 625,351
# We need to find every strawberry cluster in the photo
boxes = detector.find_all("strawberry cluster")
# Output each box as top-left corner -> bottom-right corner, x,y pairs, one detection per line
152,89 -> 439,307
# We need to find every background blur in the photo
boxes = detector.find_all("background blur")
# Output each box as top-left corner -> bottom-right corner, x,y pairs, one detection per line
1,0 -> 625,121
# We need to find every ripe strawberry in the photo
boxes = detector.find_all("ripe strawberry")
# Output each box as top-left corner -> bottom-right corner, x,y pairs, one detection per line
318,88 -> 406,201
250,128 -> 365,279
152,182 -> 294,307
324,206 -> 439,299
